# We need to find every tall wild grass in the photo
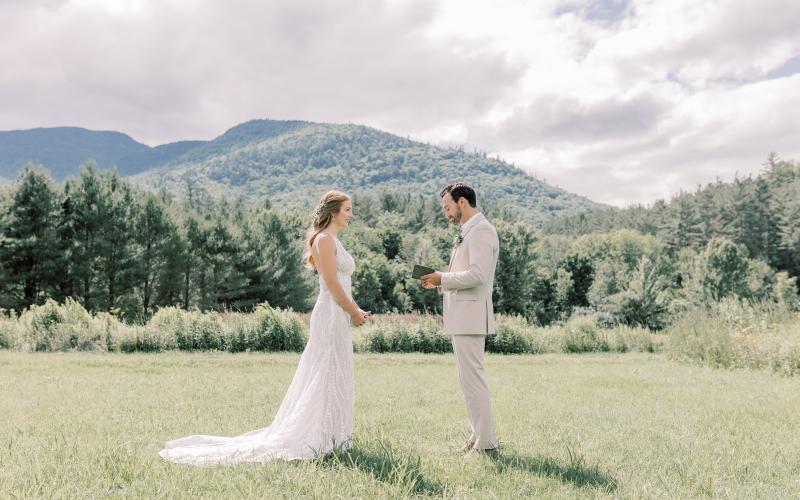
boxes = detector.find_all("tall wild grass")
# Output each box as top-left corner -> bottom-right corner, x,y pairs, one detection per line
1,299 -> 305,353
667,297 -> 800,375
0,299 -> 662,355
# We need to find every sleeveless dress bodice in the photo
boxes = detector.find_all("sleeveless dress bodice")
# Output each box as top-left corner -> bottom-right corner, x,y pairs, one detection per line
317,236 -> 356,301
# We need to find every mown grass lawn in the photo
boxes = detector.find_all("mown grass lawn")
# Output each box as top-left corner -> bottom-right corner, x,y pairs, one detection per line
2,351 -> 799,498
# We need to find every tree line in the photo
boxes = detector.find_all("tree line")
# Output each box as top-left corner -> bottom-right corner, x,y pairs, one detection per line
0,164 -> 311,321
1,158 -> 798,329
543,154 -> 800,279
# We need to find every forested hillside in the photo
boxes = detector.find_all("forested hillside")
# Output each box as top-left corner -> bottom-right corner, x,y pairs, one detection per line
131,119 -> 603,225
0,120 -> 605,226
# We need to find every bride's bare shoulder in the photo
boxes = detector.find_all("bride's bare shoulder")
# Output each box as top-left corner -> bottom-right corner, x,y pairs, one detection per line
314,232 -> 337,254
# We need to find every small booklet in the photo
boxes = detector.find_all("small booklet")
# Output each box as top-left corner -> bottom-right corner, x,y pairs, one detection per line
411,264 -> 436,279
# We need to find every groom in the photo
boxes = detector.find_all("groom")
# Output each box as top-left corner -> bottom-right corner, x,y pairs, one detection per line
421,183 -> 499,455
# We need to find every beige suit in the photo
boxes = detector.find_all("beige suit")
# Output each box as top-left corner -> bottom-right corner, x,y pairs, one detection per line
440,212 -> 498,450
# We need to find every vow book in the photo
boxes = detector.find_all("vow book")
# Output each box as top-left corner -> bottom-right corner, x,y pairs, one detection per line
411,264 -> 435,279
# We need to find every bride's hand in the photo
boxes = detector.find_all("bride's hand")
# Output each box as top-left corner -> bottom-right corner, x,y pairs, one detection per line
350,309 -> 368,326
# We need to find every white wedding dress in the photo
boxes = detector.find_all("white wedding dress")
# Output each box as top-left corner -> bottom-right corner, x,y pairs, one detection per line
159,236 -> 356,466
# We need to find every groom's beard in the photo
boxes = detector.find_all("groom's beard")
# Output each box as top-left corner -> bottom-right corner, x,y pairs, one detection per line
448,207 -> 462,224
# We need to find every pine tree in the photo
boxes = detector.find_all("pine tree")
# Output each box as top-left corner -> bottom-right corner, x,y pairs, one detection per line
0,165 -> 63,310
63,165 -> 105,312
154,230 -> 188,308
695,187 -> 716,248
134,195 -> 174,316
720,177 -> 757,257
183,217 -> 206,309
205,218 -> 243,311
777,191 -> 800,279
95,172 -> 139,317
665,194 -> 702,253
53,181 -> 77,302
752,177 -> 781,265
233,208 -> 311,310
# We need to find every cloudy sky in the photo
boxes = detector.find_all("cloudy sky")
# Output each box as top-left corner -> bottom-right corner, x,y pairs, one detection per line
2,0 -> 799,206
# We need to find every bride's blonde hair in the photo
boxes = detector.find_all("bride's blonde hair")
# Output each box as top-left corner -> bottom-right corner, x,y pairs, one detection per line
304,190 -> 350,270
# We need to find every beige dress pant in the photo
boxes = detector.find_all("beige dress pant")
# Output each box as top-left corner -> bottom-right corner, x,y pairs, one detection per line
451,334 -> 497,450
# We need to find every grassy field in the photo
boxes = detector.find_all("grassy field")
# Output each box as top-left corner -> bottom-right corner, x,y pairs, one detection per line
2,352 -> 800,498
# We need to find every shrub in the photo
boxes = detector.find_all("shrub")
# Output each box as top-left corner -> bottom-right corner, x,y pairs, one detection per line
773,272 -> 800,311
486,315 -> 531,354
606,325 -> 660,353
0,314 -> 13,350
219,312 -> 252,353
139,303 -> 306,353
146,307 -> 188,350
359,315 -> 450,353
17,298 -> 106,352
117,324 -> 163,353
694,238 -> 751,302
561,318 -> 610,353
189,313 -> 225,351
247,304 -> 306,352
94,312 -> 125,352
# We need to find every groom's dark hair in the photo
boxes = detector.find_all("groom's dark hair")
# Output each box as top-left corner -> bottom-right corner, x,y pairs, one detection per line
440,183 -> 477,208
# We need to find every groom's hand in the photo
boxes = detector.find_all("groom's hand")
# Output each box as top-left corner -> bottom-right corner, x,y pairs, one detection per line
421,272 -> 442,288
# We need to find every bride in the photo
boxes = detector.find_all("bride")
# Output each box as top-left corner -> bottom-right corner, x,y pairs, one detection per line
159,190 -> 369,466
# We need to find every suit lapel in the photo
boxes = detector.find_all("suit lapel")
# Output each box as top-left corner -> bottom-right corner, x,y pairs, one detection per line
449,215 -> 485,271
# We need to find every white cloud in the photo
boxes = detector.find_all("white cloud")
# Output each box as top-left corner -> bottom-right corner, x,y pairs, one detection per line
1,0 -> 799,206
451,0 -> 800,205
0,0 -> 521,143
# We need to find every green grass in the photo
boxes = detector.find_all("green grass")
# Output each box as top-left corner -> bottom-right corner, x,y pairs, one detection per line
2,352 -> 800,498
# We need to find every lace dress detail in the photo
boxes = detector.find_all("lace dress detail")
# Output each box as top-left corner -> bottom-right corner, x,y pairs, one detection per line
158,235 -> 356,466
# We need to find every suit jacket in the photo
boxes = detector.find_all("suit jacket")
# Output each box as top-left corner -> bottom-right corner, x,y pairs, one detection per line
440,213 -> 499,335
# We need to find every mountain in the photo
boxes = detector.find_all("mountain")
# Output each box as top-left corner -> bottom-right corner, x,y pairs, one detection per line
131,120 -> 606,224
116,140 -> 207,173
0,120 -> 607,224
0,127 -> 206,180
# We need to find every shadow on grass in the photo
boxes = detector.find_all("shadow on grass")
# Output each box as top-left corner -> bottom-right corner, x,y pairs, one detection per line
318,441 -> 443,496
490,447 -> 618,492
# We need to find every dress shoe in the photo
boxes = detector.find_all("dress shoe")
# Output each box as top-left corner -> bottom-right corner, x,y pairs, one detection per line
458,441 -> 475,453
464,447 -> 497,460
